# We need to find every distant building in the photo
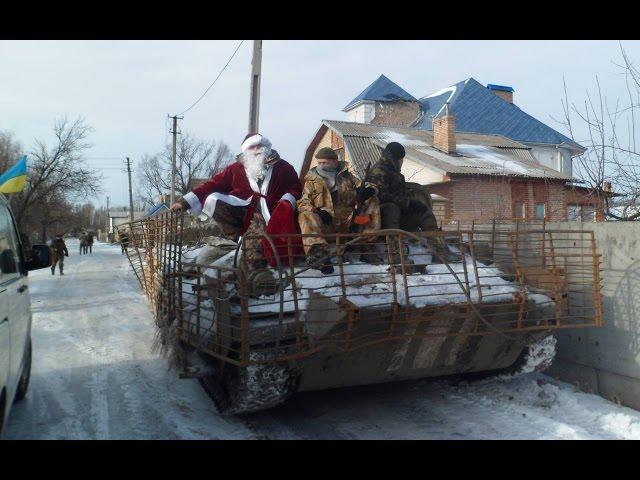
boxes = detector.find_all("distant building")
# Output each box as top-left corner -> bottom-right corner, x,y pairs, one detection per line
302,119 -> 610,225
108,208 -> 147,233
342,75 -> 585,178
300,74 -> 612,223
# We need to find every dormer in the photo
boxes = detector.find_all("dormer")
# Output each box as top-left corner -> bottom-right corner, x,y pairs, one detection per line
343,74 -> 419,126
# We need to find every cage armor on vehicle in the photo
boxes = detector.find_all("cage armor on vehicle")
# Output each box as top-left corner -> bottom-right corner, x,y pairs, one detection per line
119,213 -> 603,415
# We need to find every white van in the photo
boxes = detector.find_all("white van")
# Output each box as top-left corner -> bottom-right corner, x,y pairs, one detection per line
0,193 -> 50,436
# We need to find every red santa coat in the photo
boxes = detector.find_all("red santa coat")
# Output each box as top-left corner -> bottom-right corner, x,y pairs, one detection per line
182,157 -> 302,233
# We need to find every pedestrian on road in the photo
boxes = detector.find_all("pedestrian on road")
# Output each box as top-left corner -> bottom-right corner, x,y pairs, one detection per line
79,231 -> 86,255
50,233 -> 69,275
86,231 -> 94,254
120,232 -> 130,255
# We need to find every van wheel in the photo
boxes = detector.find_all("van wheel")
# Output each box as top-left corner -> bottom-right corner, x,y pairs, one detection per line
14,338 -> 32,403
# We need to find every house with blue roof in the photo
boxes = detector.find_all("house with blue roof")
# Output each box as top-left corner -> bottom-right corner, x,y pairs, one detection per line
343,76 -> 586,179
299,75 -> 608,223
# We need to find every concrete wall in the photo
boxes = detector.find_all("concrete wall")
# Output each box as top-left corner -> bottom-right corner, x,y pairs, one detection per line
545,221 -> 640,410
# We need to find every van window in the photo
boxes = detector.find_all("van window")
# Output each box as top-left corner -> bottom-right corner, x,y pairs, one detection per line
0,205 -> 21,282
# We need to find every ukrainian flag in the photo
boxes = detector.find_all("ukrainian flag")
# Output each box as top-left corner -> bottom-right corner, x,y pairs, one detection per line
0,156 -> 27,194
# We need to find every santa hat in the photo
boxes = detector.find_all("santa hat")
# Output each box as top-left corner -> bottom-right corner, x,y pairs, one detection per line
241,133 -> 272,152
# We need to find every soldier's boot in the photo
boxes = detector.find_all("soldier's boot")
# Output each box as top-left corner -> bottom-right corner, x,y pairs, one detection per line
306,244 -> 334,274
51,266 -> 55,275
60,266 -> 64,276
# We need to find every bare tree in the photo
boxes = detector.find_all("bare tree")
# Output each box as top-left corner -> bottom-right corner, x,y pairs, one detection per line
0,130 -> 22,174
137,134 -> 233,205
557,43 -> 640,220
10,116 -> 102,239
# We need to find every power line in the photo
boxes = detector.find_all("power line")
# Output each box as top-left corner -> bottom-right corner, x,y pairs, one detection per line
175,40 -> 246,117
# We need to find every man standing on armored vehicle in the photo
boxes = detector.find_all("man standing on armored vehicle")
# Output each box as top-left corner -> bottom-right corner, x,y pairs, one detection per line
171,133 -> 302,275
298,147 -> 381,273
366,142 -> 449,264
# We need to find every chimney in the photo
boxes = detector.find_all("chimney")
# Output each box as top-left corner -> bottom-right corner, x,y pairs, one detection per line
487,84 -> 514,104
433,103 -> 456,154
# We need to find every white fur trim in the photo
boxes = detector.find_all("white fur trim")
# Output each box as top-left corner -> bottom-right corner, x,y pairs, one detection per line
280,192 -> 297,210
241,134 -> 272,152
259,165 -> 274,224
201,192 -> 253,218
200,162 -> 278,224
183,192 -> 202,216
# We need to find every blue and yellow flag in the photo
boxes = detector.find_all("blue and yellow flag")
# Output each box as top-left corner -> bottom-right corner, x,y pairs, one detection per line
0,156 -> 27,194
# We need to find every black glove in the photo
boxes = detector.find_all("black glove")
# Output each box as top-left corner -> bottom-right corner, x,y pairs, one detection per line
65,252 -> 69,257
315,208 -> 333,225
407,199 -> 428,214
356,186 -> 376,204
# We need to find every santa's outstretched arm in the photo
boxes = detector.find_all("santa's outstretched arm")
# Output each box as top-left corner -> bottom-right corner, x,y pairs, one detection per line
180,166 -> 233,216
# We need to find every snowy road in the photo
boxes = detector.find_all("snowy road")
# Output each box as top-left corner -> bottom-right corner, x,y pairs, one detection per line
5,240 -> 640,439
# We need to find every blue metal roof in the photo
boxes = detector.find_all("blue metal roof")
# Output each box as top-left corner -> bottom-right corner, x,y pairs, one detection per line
487,84 -> 514,92
413,78 -> 583,150
343,74 -> 417,111
144,203 -> 169,219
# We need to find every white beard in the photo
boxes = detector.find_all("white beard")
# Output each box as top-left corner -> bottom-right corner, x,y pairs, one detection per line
241,147 -> 270,187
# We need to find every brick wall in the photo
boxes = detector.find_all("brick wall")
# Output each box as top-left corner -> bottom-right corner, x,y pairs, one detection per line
370,100 -> 421,127
510,179 -> 566,221
425,182 -> 453,224
433,114 -> 456,153
432,201 -> 446,227
427,176 -> 569,224
565,186 -> 607,221
331,130 -> 344,150
450,176 -> 512,222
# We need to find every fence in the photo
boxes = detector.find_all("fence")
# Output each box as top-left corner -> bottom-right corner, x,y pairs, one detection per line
118,212 -> 603,367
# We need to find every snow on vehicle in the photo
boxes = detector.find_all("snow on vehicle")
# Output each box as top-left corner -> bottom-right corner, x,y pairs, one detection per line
118,212 -> 603,415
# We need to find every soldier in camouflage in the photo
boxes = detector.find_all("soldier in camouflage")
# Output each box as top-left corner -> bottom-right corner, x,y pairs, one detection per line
298,147 -> 381,273
366,142 -> 451,265
366,142 -> 438,231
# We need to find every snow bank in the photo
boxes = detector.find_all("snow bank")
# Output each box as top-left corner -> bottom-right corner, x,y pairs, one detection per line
457,374 -> 640,439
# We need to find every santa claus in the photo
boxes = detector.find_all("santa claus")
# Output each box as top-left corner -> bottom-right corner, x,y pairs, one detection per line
172,133 -> 302,271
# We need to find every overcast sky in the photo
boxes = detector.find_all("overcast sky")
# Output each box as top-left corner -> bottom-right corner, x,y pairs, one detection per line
1,40 -> 639,207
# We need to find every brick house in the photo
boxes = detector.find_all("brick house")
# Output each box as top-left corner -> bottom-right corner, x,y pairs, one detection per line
300,74 -> 609,223
301,117 -> 609,225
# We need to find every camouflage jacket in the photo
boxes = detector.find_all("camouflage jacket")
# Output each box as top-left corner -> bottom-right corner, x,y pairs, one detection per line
366,153 -> 413,210
298,162 -> 376,224
50,238 -> 68,257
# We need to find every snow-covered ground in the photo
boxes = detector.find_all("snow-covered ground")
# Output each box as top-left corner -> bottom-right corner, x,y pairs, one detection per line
4,240 -> 640,439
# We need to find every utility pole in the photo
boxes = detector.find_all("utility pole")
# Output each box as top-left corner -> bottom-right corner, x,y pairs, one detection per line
168,115 -> 183,207
248,40 -> 262,133
126,157 -> 134,222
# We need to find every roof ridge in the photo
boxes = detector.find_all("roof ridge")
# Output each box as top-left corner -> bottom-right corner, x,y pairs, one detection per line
343,74 -> 417,111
